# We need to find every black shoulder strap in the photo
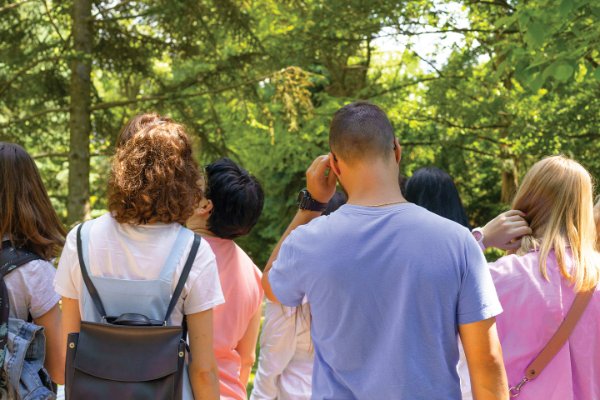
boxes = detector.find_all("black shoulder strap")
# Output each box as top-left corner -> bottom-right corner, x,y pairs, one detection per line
0,241 -> 42,277
163,234 -> 201,324
76,223 -> 108,319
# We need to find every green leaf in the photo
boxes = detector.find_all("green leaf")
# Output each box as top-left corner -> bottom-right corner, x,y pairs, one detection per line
559,0 -> 573,15
594,67 -> 600,82
526,73 -> 545,91
526,21 -> 547,47
553,62 -> 575,82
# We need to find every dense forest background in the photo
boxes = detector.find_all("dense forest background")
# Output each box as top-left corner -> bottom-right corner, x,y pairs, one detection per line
1,0 -> 599,266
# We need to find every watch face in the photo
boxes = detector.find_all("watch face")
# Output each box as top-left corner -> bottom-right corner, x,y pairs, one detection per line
472,229 -> 483,241
298,189 -> 309,204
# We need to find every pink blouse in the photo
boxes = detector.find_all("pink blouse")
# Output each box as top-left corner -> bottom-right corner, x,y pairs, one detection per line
490,250 -> 600,400
206,236 -> 263,400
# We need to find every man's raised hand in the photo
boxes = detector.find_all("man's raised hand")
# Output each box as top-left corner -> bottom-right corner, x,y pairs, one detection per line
306,154 -> 337,204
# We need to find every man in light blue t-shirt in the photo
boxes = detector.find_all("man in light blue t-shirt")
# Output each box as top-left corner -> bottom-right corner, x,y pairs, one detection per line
262,101 -> 508,399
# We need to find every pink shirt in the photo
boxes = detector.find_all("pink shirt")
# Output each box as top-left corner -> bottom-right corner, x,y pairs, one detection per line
490,250 -> 600,400
205,236 -> 263,400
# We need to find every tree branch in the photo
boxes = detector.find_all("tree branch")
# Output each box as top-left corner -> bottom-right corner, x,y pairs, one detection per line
466,0 -> 515,10
0,0 -> 34,13
0,72 -> 278,128
42,0 -> 67,44
366,76 -> 450,98
401,140 -> 497,156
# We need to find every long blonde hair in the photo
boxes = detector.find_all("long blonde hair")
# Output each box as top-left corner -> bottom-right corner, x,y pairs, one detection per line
512,155 -> 599,292
594,197 -> 600,247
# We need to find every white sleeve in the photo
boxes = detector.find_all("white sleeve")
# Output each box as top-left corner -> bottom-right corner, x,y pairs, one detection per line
182,240 -> 224,315
250,301 -> 298,400
54,225 -> 82,300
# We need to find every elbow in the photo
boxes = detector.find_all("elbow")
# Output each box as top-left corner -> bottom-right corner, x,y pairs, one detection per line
241,353 -> 257,370
189,362 -> 219,386
49,366 -> 65,386
261,271 -> 278,303
261,270 -> 270,293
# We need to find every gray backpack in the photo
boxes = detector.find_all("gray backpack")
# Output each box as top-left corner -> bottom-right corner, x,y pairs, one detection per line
0,242 -> 55,400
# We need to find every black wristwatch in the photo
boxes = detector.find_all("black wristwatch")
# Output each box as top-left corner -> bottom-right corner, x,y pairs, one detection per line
297,189 -> 327,212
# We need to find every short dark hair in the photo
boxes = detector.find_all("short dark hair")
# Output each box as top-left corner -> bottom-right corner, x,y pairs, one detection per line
205,158 -> 264,239
404,167 -> 470,228
329,101 -> 395,162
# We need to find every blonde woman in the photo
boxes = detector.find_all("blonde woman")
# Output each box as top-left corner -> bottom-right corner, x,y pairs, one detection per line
489,156 -> 600,399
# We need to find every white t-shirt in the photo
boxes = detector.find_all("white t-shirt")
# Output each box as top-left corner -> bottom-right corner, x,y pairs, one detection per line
55,213 -> 224,324
251,300 -> 313,400
5,258 -> 60,321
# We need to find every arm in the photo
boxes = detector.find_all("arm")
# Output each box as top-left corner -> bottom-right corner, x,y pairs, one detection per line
33,303 -> 64,384
187,309 -> 220,400
459,317 -> 508,400
236,303 -> 262,386
262,154 -> 337,303
61,297 -> 81,360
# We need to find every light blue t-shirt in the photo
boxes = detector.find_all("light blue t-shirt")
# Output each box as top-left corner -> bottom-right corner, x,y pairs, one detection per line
269,203 -> 502,399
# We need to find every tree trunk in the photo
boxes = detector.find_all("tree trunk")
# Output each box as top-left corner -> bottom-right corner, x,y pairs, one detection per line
67,0 -> 92,224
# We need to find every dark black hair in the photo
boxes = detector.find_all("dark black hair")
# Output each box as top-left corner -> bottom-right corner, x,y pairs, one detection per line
329,101 -> 395,163
404,167 -> 470,228
323,191 -> 347,215
205,158 -> 264,239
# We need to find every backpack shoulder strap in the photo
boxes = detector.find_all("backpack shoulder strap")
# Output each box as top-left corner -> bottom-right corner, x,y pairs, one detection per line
163,234 -> 201,324
76,223 -> 108,320
0,241 -> 42,277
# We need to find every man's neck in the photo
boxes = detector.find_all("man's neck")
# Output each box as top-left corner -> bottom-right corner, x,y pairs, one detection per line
341,165 -> 405,207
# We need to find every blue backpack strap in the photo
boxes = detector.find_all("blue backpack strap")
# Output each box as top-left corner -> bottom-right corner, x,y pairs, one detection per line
158,227 -> 194,282
77,222 -> 108,320
163,233 -> 201,324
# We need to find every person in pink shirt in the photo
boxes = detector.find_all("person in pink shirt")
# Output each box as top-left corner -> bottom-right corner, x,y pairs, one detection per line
187,158 -> 264,400
489,155 -> 600,399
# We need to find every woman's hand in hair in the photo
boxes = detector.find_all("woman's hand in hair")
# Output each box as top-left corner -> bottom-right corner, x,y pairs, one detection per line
482,210 -> 532,250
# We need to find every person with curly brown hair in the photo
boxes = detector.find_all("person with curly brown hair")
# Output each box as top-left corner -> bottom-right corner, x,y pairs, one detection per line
55,114 -> 224,400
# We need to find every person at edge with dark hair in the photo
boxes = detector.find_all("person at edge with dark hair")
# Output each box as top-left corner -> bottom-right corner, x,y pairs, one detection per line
55,114 -> 224,400
0,143 -> 65,389
262,101 -> 509,399
186,158 -> 265,400
251,191 -> 347,400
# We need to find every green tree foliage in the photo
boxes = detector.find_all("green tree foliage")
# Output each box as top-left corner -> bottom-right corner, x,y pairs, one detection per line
0,0 -> 598,265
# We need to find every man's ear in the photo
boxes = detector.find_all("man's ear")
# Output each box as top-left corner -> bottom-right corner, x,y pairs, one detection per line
393,137 -> 402,164
329,152 -> 341,177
